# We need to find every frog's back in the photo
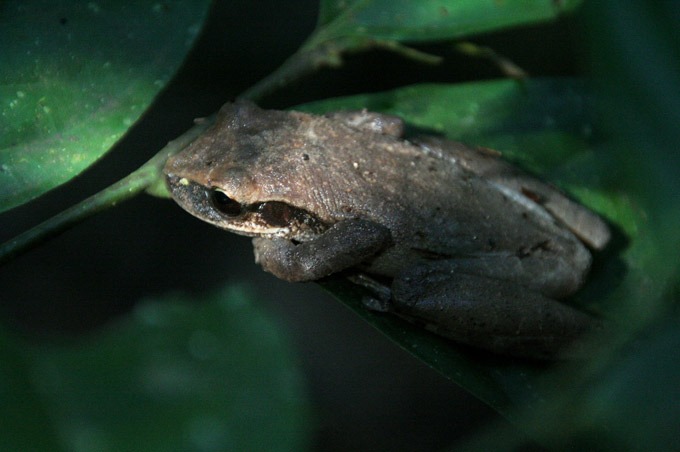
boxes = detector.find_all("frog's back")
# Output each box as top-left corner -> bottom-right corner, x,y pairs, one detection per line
341,137 -> 566,251
342,135 -> 601,298
283,110 -> 607,274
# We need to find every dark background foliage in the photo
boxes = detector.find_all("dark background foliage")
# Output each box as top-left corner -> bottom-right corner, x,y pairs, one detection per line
2,1 -> 678,451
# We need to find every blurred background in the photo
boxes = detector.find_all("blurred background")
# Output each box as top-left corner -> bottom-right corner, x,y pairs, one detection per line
1,1 -> 591,450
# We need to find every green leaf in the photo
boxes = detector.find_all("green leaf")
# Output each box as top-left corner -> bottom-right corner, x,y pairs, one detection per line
297,78 -> 641,415
244,0 -> 584,100
0,332 -> 62,451
0,117 -> 212,266
585,0 -> 680,322
578,320 -> 680,450
480,2 -> 680,446
457,316 -> 680,452
0,0 -> 211,213
0,287 -> 311,451
315,0 -> 583,43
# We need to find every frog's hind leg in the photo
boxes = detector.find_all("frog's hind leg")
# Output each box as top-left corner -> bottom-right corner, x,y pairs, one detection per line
391,266 -> 602,360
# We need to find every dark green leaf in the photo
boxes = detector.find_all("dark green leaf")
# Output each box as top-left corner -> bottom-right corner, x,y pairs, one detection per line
0,332 -> 63,451
486,1 -> 680,447
585,0 -> 680,320
315,0 -> 583,42
0,0 -> 211,213
0,287 -> 311,451
578,320 -> 680,450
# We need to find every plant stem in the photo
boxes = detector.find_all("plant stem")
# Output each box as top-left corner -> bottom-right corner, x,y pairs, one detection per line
0,118 -> 211,265
239,40 -> 347,102
240,37 -> 441,102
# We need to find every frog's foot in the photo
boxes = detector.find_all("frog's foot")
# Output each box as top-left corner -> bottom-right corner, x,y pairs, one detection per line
347,273 -> 393,313
391,265 -> 602,360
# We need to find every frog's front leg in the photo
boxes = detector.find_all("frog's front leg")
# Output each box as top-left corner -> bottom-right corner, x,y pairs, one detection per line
253,219 -> 392,282
390,265 -> 601,360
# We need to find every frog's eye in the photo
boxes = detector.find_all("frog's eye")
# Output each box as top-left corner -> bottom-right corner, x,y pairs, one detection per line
210,189 -> 242,217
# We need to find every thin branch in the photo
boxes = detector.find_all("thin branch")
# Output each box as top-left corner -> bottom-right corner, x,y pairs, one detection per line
0,117 -> 212,265
240,37 -> 442,102
455,42 -> 528,79
239,40 -> 348,102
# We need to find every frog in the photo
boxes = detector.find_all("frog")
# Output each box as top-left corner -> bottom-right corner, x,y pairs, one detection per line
164,100 -> 611,359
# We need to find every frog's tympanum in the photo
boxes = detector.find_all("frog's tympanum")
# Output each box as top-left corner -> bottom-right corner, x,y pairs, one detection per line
164,101 -> 611,359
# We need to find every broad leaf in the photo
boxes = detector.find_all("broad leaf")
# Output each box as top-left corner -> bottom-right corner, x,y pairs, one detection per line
315,0 -> 582,42
0,0 -> 211,212
0,287 -> 311,451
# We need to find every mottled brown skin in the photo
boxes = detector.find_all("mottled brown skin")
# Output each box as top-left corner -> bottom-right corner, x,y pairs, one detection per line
165,101 -> 611,359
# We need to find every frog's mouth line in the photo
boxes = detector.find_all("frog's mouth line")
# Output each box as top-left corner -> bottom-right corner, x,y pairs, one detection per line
218,220 -> 292,238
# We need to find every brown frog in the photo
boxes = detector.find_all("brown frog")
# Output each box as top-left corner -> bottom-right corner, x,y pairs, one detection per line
164,101 -> 610,359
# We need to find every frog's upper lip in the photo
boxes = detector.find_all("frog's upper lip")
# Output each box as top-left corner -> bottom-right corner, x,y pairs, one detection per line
222,222 -> 290,237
